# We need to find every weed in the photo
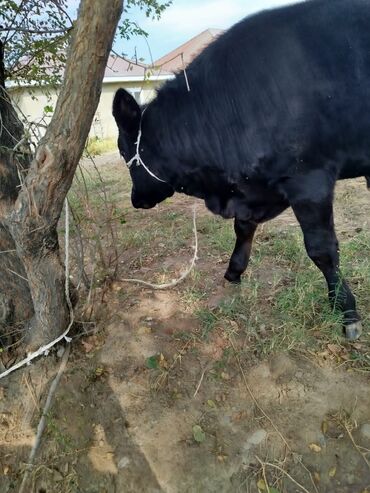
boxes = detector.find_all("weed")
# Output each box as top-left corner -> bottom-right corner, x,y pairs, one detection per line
45,413 -> 75,452
84,137 -> 116,156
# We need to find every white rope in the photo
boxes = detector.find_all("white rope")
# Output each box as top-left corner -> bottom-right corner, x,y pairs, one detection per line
181,53 -> 191,93
0,200 -> 73,380
126,108 -> 167,183
122,205 -> 198,290
126,58 -> 190,180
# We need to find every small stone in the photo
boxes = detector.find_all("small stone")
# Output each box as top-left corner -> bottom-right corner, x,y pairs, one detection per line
56,346 -> 65,358
245,429 -> 267,448
118,456 -> 130,469
309,443 -> 322,453
53,469 -> 63,481
360,423 -> 370,440
346,473 -> 356,485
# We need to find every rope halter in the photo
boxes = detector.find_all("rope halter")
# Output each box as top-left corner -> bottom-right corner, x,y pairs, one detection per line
125,109 -> 167,183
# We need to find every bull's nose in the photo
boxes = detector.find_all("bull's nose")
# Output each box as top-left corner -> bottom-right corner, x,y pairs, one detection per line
131,196 -> 155,209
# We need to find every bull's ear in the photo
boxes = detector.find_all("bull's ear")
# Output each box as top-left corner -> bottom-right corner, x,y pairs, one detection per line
112,88 -> 141,135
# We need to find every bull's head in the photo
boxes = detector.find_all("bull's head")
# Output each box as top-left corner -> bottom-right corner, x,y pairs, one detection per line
112,88 -> 174,209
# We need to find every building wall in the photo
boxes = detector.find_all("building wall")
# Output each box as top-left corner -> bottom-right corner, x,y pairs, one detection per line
92,80 -> 157,140
9,79 -> 160,142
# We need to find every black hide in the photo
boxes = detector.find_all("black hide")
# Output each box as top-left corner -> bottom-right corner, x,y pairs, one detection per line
113,0 -> 370,340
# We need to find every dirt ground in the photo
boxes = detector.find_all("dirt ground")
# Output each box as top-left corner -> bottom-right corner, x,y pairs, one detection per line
0,153 -> 369,493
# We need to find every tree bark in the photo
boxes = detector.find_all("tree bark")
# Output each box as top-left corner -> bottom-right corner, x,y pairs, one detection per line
2,0 -> 124,349
0,49 -> 33,345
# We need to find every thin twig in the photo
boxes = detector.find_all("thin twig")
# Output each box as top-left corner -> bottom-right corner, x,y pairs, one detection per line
0,27 -> 70,34
193,363 -> 211,398
256,457 -> 311,493
343,422 -> 370,469
19,344 -> 71,493
23,373 -> 40,412
255,456 -> 270,493
122,205 -> 198,290
7,268 -> 28,282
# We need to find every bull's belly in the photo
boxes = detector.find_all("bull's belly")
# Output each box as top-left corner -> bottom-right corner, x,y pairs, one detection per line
338,159 -> 370,181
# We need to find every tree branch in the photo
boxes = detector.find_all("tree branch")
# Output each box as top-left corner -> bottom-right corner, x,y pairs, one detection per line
0,27 -> 71,34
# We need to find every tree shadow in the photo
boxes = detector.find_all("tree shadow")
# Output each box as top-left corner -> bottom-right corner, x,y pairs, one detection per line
0,351 -> 163,493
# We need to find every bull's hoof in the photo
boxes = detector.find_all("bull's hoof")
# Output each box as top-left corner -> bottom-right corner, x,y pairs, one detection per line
224,270 -> 241,284
344,321 -> 363,341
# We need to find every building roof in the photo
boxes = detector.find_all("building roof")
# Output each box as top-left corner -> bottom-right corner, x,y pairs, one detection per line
154,29 -> 224,73
104,54 -> 173,83
105,54 -> 148,78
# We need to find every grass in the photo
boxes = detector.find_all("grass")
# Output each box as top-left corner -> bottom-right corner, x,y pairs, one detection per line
63,162 -> 370,371
195,222 -> 370,364
84,137 -> 116,156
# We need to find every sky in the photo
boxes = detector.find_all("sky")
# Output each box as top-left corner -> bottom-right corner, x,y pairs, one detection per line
69,0 -> 303,63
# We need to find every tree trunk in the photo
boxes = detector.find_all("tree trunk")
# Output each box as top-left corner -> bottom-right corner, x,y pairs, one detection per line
1,0 -> 123,350
0,48 -> 33,345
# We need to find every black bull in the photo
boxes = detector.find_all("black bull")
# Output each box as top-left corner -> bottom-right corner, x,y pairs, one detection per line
113,0 -> 370,340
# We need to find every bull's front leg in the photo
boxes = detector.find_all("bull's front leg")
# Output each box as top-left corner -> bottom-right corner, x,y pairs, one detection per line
224,218 -> 257,283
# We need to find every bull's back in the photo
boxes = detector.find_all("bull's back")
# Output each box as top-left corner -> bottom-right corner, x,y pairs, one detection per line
154,0 -> 370,180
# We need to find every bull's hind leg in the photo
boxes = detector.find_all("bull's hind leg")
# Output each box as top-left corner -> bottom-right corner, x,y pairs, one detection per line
224,219 -> 257,283
289,194 -> 362,340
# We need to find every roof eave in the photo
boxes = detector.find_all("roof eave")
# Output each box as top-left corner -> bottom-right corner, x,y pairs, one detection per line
5,73 -> 174,89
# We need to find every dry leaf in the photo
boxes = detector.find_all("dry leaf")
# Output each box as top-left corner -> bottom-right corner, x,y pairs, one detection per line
232,410 -> 247,422
81,340 -> 94,353
329,467 -> 336,478
327,344 -> 342,355
217,454 -> 227,462
309,443 -> 322,453
138,326 -> 152,335
159,354 -> 169,369
314,472 -> 321,483
321,420 -> 328,434
257,478 -> 267,491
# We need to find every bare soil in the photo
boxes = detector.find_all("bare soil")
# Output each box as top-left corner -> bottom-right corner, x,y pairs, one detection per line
0,153 -> 369,493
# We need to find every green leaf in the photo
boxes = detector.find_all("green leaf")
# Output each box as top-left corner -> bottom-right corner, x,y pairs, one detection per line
43,105 -> 54,114
192,425 -> 206,443
146,355 -> 159,369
